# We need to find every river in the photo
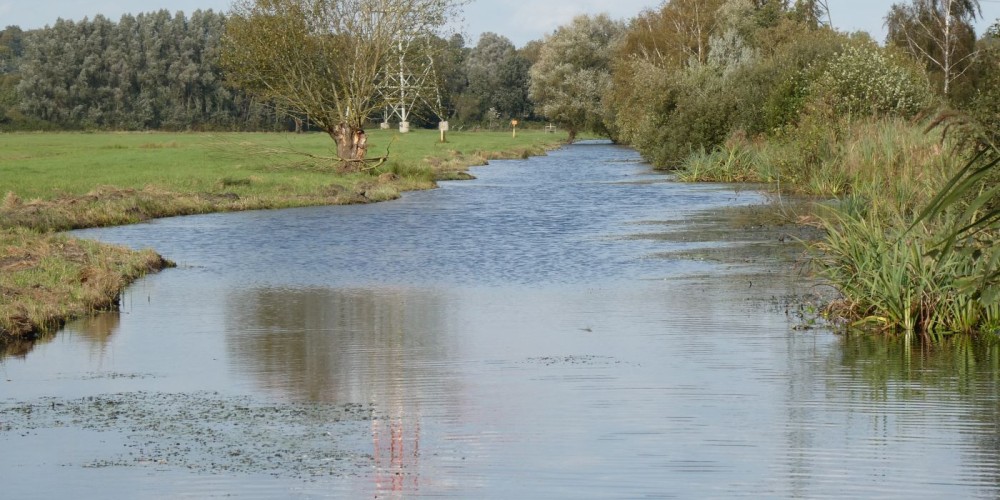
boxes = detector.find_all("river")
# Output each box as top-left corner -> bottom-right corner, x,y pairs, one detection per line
3,141 -> 1000,498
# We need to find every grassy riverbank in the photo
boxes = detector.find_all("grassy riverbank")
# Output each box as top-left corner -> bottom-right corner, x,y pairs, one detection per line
672,117 -> 1000,336
0,129 -> 568,340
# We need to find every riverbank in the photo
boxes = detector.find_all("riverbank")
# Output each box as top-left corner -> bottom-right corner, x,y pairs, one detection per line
0,129 -> 568,341
668,117 -> 1000,335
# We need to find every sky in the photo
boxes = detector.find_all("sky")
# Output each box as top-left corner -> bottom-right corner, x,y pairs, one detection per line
1,0 -> 999,47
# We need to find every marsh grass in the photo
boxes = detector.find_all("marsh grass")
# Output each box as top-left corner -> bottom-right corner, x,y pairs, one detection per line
676,119 -> 956,216
672,116 -> 1000,335
0,129 -> 567,340
815,210 -> 1000,335
813,131 -> 1000,335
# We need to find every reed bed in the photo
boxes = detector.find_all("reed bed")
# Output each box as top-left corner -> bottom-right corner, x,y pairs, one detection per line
676,117 -> 1000,335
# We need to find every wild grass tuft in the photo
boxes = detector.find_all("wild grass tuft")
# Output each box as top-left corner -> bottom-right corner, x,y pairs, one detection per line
815,210 -> 1000,335
815,132 -> 1000,335
673,114 -> 1000,335
676,118 -> 956,215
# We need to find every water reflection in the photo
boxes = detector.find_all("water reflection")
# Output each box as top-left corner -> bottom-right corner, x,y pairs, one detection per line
0,336 -> 45,359
225,286 -> 458,494
823,334 -> 1000,494
67,312 -> 121,351
834,333 -> 1000,397
1,313 -> 121,361
6,140 -> 1000,497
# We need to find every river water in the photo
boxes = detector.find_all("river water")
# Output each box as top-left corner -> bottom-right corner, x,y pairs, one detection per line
3,141 -> 1000,498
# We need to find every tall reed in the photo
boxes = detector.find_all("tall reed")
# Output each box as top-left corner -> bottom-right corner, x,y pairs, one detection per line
816,132 -> 1000,335
815,210 -> 1000,334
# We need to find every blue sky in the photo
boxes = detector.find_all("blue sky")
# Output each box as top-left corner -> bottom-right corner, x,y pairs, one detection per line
2,0 -> 999,46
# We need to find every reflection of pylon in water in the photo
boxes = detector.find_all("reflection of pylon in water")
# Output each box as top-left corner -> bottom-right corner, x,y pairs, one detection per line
372,415 -> 421,495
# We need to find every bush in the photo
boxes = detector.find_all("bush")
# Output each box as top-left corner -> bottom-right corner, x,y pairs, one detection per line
808,41 -> 932,119
609,61 -> 739,168
728,25 -> 851,135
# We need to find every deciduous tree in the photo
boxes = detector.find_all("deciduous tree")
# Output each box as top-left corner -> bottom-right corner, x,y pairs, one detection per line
462,32 -> 531,124
886,0 -> 981,97
528,14 -> 624,141
221,0 -> 463,166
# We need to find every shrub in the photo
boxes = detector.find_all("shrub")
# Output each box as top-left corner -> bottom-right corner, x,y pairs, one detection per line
808,41 -> 932,119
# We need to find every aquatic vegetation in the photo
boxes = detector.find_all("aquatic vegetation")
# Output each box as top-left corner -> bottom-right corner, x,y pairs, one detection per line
815,211 -> 1000,334
816,139 -> 1000,335
676,118 -> 955,210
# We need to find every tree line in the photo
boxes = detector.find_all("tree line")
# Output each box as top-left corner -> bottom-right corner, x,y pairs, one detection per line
0,11 -> 292,131
0,8 -> 542,132
521,0 -> 999,166
2,0 -> 997,141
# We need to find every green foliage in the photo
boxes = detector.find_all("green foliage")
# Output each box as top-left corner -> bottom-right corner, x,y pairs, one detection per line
12,10 -> 286,131
608,61 -> 733,167
816,209 -> 1000,334
605,0 -> 1000,336
529,14 -> 624,139
610,6 -> 864,167
811,124 -> 1000,336
0,25 -> 24,75
808,41 -> 932,118
461,33 -> 532,124
675,135 -> 779,183
885,0 -> 980,99
724,25 -> 849,136
966,30 -> 1000,145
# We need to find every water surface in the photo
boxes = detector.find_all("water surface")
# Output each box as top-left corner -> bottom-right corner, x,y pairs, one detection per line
3,142 -> 1000,498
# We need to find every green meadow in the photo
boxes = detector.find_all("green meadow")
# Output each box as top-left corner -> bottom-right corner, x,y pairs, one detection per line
1,129 -> 562,202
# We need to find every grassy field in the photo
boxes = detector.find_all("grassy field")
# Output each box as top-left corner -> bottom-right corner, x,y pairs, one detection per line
0,128 -> 568,340
2,129 -> 562,203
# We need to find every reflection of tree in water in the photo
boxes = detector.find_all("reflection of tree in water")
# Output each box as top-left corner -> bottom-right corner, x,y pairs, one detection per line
834,334 -> 1000,489
225,286 -> 457,493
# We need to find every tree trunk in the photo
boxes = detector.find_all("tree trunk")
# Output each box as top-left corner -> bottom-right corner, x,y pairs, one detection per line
330,123 -> 368,170
943,0 -> 954,96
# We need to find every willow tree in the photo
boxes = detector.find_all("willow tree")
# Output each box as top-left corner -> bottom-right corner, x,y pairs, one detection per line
222,0 -> 462,167
528,14 -> 624,142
